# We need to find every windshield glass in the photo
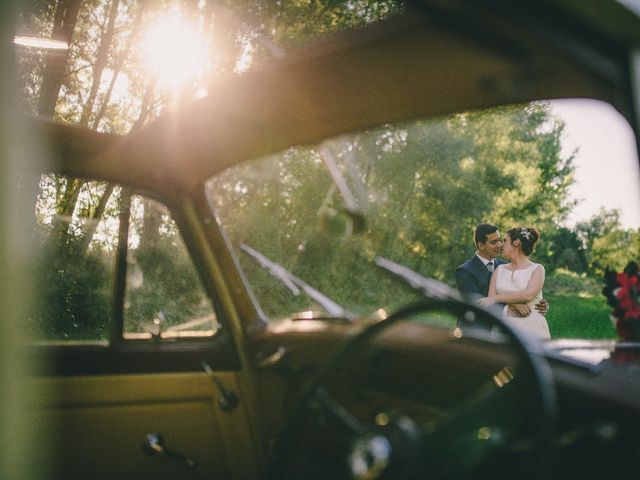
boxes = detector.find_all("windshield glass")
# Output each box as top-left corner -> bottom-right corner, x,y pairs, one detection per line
206,99 -> 640,340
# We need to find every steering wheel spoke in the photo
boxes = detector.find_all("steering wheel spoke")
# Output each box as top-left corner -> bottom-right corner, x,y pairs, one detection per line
311,387 -> 367,436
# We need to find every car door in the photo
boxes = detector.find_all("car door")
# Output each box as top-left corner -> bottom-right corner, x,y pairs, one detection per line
26,176 -> 260,479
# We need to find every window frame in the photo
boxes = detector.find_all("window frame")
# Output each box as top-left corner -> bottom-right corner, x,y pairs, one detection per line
30,175 -> 243,375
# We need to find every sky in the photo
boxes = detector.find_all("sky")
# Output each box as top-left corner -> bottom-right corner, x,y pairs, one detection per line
550,98 -> 640,229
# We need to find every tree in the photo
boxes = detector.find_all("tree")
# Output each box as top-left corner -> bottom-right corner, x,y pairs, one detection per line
209,104 -> 578,316
36,0 -> 83,118
577,208 -> 640,274
18,1 -> 589,321
462,103 -> 576,227
19,0 -> 405,329
18,0 -> 402,249
535,226 -> 587,273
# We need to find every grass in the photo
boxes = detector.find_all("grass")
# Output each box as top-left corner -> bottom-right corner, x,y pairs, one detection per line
544,269 -> 617,340
546,294 -> 615,339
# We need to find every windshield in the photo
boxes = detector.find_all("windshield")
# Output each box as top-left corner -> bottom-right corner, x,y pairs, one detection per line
206,99 -> 640,341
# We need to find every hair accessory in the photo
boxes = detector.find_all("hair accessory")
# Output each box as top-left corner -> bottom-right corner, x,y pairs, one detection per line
519,227 -> 532,240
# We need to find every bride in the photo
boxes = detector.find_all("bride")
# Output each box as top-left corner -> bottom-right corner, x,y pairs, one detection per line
478,227 -> 551,340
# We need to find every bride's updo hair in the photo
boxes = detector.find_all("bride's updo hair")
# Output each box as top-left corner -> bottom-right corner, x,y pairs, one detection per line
507,227 -> 540,255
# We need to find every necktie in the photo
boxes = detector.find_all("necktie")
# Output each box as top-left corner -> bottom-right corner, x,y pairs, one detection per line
487,261 -> 494,273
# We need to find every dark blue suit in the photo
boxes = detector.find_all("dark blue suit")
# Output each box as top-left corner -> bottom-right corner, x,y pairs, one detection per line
455,255 -> 505,299
455,255 -> 506,329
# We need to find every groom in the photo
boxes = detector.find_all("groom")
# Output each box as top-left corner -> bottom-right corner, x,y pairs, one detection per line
456,223 -> 547,320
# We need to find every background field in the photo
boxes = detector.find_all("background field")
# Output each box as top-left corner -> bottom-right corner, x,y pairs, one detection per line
544,269 -> 616,339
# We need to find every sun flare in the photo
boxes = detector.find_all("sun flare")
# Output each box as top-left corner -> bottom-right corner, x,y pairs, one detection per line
141,13 -> 209,90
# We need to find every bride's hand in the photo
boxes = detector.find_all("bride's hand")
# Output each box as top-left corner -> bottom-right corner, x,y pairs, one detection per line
478,297 -> 496,307
508,304 -> 531,317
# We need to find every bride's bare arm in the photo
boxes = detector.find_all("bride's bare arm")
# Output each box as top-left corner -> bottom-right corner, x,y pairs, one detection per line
481,270 -> 531,316
492,265 -> 545,304
477,271 -> 502,308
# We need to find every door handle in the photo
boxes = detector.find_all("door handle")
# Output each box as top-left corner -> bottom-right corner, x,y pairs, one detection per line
142,433 -> 197,469
201,360 -> 239,412
254,346 -> 286,369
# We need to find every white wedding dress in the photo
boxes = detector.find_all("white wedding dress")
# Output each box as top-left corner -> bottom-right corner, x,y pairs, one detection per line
495,263 -> 550,340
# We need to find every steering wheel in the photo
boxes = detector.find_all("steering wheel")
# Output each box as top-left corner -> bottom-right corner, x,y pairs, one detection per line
267,299 -> 557,479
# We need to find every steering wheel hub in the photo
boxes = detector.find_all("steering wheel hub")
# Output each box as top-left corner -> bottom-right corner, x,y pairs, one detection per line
348,433 -> 392,479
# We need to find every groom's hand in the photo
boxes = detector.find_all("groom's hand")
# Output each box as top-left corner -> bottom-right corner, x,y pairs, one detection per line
535,298 -> 549,315
507,304 -> 531,317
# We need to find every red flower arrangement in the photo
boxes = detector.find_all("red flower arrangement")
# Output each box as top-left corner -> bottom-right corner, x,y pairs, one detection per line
603,261 -> 640,361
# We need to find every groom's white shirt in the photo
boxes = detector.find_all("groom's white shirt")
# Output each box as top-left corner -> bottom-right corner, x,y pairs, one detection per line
475,252 -> 494,268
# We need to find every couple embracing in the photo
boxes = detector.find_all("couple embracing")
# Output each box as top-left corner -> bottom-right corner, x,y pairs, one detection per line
455,223 -> 550,340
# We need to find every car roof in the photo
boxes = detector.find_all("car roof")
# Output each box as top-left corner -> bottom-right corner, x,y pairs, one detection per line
34,0 -> 640,194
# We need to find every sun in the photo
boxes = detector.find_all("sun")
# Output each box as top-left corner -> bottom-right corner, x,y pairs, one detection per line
140,12 -> 209,91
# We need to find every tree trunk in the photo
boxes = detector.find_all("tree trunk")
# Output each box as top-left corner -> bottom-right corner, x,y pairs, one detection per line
37,0 -> 82,118
92,4 -> 145,130
80,0 -> 120,127
80,79 -> 156,253
54,176 -> 83,238
80,182 -> 115,252
131,80 -> 157,131
55,1 -> 148,252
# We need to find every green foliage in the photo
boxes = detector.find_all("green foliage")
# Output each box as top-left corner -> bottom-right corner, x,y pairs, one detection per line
211,104 -> 578,318
123,240 -> 211,333
26,0 -> 404,338
535,227 -> 587,273
122,195 -> 215,333
17,0 -> 403,132
20,0 -> 635,342
544,268 -> 601,297
244,0 -> 403,50
31,178 -> 213,340
464,103 -> 576,230
31,230 -> 112,340
576,208 -> 640,275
